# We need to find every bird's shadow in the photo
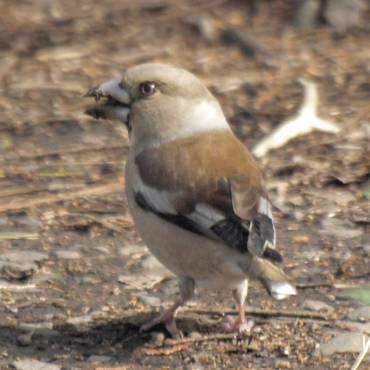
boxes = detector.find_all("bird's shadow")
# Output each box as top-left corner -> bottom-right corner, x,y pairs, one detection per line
1,312 -> 210,362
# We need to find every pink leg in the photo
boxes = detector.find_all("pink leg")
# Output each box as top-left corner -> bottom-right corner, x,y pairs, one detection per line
223,280 -> 253,333
140,277 -> 194,338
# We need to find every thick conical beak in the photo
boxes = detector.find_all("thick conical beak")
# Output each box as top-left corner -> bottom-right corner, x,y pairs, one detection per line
84,76 -> 131,125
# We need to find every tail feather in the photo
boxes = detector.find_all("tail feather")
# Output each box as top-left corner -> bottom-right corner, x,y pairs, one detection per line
249,257 -> 297,300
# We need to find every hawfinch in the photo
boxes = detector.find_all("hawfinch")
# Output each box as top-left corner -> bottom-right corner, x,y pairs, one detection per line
85,63 -> 296,337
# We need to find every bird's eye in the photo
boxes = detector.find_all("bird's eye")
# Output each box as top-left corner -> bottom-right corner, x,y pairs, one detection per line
139,81 -> 157,97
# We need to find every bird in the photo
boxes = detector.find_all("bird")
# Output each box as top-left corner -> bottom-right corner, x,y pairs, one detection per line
85,63 -> 296,337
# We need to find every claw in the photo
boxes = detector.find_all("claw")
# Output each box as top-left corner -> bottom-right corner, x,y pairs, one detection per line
140,303 -> 182,338
223,315 -> 254,333
84,86 -> 103,102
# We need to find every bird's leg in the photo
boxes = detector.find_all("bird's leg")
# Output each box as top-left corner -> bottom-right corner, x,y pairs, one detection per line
140,277 -> 195,338
223,280 -> 252,333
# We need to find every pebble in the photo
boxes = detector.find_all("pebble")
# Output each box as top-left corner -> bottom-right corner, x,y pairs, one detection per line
274,359 -> 291,369
301,299 -> 334,313
12,359 -> 61,370
320,331 -> 366,355
347,306 -> 370,321
150,332 -> 166,346
189,331 -> 202,340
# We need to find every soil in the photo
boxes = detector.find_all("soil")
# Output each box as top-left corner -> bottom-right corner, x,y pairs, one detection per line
0,1 -> 369,369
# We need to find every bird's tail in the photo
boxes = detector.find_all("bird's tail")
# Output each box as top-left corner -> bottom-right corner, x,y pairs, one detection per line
249,257 -> 297,300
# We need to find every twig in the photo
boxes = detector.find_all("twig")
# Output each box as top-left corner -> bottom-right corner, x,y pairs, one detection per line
0,282 -> 38,291
351,335 -> 370,370
0,180 -> 123,214
296,282 -> 334,289
246,307 -> 334,320
296,282 -> 360,289
0,232 -> 39,240
253,78 -> 340,157
164,332 -> 249,347
143,343 -> 188,356
193,307 -> 335,321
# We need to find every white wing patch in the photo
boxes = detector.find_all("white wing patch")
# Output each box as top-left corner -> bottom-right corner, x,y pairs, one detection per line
188,203 -> 226,229
135,180 -> 177,215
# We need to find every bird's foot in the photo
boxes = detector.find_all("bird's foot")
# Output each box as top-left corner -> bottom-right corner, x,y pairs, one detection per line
140,305 -> 182,338
222,315 -> 254,333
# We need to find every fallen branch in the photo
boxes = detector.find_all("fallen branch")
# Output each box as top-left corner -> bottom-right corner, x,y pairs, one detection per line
253,78 -> 340,157
351,335 -> 370,370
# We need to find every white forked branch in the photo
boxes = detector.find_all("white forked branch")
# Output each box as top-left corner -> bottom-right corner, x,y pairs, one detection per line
351,335 -> 370,370
253,78 -> 340,158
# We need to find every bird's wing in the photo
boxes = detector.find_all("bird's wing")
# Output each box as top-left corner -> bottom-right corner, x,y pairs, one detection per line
133,131 -> 281,263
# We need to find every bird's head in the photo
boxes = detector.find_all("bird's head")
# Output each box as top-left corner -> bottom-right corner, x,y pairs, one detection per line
85,63 -> 229,148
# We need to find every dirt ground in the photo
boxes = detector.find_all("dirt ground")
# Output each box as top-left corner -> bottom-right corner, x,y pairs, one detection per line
0,0 -> 369,369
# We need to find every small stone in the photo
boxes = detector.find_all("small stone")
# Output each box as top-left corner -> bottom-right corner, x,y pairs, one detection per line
53,249 -> 81,259
320,331 -> 365,355
150,332 -> 165,346
189,331 -> 202,340
274,359 -> 291,369
301,299 -> 334,312
12,359 -> 61,370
